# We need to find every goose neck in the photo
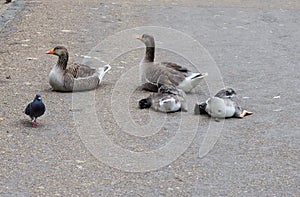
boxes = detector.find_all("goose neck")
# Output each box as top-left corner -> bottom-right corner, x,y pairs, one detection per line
57,53 -> 68,69
145,47 -> 155,62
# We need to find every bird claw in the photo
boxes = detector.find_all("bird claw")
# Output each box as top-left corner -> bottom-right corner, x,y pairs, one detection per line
32,122 -> 38,127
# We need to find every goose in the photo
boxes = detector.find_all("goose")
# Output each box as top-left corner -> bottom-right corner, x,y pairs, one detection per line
194,88 -> 253,119
47,46 -> 111,92
139,85 -> 187,113
137,34 -> 208,92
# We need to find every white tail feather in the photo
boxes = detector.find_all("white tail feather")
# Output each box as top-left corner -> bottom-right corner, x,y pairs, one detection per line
177,72 -> 208,92
97,64 -> 111,83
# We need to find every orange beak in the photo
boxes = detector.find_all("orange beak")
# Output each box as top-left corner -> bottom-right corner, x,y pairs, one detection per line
137,35 -> 142,40
46,48 -> 55,54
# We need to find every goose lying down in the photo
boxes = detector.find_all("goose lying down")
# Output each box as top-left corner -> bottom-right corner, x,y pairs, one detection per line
47,46 -> 111,92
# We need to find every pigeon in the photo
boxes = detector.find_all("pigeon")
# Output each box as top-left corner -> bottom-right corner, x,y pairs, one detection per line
139,85 -> 187,113
24,94 -> 46,127
194,88 -> 253,119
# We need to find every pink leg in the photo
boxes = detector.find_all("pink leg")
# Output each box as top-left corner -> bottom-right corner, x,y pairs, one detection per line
32,118 -> 37,127
239,110 -> 254,118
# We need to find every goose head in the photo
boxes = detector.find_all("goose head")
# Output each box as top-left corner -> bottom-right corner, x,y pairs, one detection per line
47,46 -> 69,69
46,46 -> 69,57
137,34 -> 155,47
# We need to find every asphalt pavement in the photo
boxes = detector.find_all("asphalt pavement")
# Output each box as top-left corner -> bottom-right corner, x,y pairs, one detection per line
0,0 -> 299,196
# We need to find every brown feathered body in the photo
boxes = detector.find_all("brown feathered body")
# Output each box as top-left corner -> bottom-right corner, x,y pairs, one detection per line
48,46 -> 110,92
138,34 -> 207,92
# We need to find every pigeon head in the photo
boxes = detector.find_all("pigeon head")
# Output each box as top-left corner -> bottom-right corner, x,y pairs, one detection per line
224,88 -> 236,96
194,102 -> 207,115
46,46 -> 68,57
139,98 -> 152,109
158,85 -> 172,93
137,34 -> 155,47
158,85 -> 179,95
35,94 -> 42,101
215,87 -> 237,98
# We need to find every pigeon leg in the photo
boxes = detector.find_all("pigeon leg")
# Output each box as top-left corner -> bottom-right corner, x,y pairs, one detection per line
32,118 -> 37,127
239,110 -> 253,118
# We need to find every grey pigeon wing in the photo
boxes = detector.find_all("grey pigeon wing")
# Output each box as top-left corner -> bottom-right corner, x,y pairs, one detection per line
229,97 -> 243,116
215,89 -> 227,98
25,103 -> 31,116
36,103 -> 46,117
31,102 -> 45,118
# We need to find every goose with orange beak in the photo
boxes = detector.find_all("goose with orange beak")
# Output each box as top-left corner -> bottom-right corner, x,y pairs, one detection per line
137,34 -> 208,92
46,46 -> 111,92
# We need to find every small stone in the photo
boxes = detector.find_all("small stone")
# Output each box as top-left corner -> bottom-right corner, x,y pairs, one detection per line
26,57 -> 37,60
61,30 -> 72,33
75,160 -> 86,164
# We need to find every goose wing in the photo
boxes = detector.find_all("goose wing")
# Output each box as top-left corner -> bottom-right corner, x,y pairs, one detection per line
146,63 -> 186,86
63,72 -> 100,91
66,63 -> 97,78
161,62 -> 189,73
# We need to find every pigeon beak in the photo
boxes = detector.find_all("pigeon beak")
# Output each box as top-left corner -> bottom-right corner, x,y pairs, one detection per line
137,35 -> 142,40
46,48 -> 55,54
